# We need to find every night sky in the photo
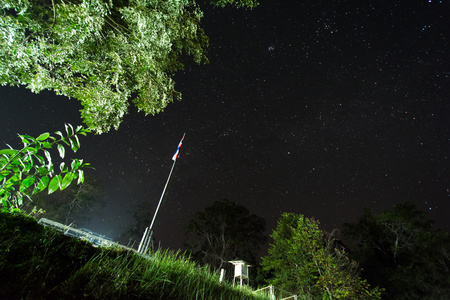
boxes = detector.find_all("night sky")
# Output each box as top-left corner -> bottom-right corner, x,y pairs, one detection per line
1,0 -> 449,252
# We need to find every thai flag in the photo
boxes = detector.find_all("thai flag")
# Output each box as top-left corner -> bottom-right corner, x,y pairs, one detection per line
172,134 -> 185,161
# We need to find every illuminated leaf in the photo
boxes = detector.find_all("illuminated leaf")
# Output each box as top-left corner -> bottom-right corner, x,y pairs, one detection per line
20,176 -> 35,192
0,149 -> 18,156
60,172 -> 74,190
57,144 -> 65,159
48,175 -> 62,194
54,131 -> 64,139
77,169 -> 85,184
33,176 -> 49,194
42,141 -> 52,148
71,159 -> 80,170
65,123 -> 74,136
44,150 -> 52,166
69,135 -> 80,152
36,132 -> 50,141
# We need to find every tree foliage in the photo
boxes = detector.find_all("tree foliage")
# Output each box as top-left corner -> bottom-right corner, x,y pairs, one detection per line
0,0 -> 257,133
261,213 -> 382,299
209,0 -> 259,9
184,199 -> 267,270
0,124 -> 91,212
341,202 -> 450,299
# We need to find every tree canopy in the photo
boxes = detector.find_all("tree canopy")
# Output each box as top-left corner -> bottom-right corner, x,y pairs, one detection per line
184,199 -> 266,271
261,213 -> 382,299
0,0 -> 257,133
341,202 -> 450,299
210,0 -> 259,9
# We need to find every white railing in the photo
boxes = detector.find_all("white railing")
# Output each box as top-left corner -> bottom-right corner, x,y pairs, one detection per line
254,285 -> 297,300
38,218 -> 115,247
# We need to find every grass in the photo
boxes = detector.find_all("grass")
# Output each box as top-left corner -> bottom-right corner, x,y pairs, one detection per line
0,211 -> 269,299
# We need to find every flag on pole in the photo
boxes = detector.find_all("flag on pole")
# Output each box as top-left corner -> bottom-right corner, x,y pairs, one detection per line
172,134 -> 185,161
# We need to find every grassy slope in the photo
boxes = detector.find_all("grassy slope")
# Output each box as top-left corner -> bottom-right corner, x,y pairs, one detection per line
0,211 -> 268,300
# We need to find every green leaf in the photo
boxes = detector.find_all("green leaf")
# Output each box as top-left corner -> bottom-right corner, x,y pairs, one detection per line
74,135 -> 80,149
57,144 -> 65,159
37,166 -> 49,176
0,170 -> 11,177
60,162 -> 68,172
33,176 -> 49,194
22,153 -> 33,163
77,169 -> 85,184
75,126 -> 90,136
35,154 -> 45,165
10,174 -> 20,183
54,130 -> 64,139
17,158 -> 26,169
65,123 -> 74,136
36,132 -> 50,141
11,166 -> 21,176
17,194 -> 23,206
71,159 -> 80,170
44,150 -> 52,165
0,149 -> 18,156
23,162 -> 33,173
60,172 -> 74,190
48,175 -> 62,194
69,135 -> 80,152
19,134 -> 34,145
24,146 -> 38,155
46,163 -> 54,175
1,198 -> 9,211
20,176 -> 36,192
10,159 -> 21,166
42,141 -> 52,148
82,162 -> 92,169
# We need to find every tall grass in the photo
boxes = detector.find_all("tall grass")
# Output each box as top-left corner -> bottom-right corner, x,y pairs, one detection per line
62,248 -> 268,299
0,211 -> 269,299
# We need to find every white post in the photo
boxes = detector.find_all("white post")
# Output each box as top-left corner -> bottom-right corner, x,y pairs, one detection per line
270,285 -> 275,300
219,269 -> 225,283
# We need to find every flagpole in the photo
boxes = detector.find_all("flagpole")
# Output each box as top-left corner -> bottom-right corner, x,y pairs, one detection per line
138,134 -> 185,254
148,158 -> 177,235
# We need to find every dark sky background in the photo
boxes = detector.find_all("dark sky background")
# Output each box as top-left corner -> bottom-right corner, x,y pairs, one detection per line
1,0 -> 449,253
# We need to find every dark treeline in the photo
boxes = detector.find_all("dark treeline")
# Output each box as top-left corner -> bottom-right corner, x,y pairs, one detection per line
182,200 -> 450,299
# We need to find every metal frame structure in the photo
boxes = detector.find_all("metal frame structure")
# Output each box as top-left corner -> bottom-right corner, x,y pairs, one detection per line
254,285 -> 298,300
38,218 -> 114,247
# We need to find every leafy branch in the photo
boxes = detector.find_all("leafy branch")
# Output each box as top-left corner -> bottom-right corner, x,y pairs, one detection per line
0,124 -> 91,212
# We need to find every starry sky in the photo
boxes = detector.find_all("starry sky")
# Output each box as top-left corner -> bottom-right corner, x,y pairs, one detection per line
0,0 -> 449,252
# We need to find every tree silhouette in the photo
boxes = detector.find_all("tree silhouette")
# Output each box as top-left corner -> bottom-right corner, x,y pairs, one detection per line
342,202 -> 450,299
184,199 -> 266,272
